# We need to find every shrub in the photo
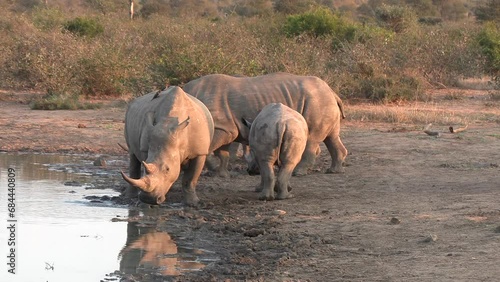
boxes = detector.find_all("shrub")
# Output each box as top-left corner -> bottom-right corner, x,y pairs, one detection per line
283,7 -> 357,40
375,4 -> 418,33
31,7 -> 65,31
63,17 -> 104,38
354,74 -> 425,103
29,94 -> 101,110
475,0 -> 500,23
477,22 -> 500,79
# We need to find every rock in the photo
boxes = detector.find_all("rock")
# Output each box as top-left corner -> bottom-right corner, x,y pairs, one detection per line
422,234 -> 438,243
390,217 -> 401,224
273,209 -> 286,216
244,228 -> 265,237
64,181 -> 82,186
93,156 -> 107,167
77,123 -> 87,128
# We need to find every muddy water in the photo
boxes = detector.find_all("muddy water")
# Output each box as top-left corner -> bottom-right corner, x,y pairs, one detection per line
0,153 -> 215,282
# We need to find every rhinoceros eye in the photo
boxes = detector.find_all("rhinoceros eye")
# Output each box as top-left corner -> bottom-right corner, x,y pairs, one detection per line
162,164 -> 170,172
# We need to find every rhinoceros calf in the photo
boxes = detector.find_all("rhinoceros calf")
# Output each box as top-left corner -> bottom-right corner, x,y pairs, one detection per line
121,86 -> 214,206
182,72 -> 347,178
243,103 -> 308,201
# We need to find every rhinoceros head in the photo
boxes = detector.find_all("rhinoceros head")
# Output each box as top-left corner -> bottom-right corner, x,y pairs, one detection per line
122,112 -> 190,205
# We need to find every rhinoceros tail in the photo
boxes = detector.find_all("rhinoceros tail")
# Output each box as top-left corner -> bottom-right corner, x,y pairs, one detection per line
276,122 -> 285,167
335,94 -> 346,119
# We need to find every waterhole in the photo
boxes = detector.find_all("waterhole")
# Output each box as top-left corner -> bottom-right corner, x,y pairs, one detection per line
0,153 -> 216,282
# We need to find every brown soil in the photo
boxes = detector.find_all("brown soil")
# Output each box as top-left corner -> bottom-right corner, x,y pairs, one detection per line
1,90 -> 500,281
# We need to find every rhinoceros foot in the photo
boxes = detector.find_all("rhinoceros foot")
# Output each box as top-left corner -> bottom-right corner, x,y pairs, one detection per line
183,194 -> 200,207
276,192 -> 294,200
258,190 -> 275,201
217,168 -> 231,178
326,165 -> 345,174
292,168 -> 308,176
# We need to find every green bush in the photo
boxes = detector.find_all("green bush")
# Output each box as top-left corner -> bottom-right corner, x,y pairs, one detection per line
353,74 -> 425,103
477,22 -> 500,78
63,17 -> 104,38
283,7 -> 357,40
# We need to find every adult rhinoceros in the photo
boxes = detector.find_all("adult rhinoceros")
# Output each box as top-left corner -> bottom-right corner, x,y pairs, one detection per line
121,86 -> 214,205
182,72 -> 347,177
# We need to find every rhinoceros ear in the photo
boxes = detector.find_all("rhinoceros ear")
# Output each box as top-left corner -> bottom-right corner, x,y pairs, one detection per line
242,118 -> 252,129
177,116 -> 190,130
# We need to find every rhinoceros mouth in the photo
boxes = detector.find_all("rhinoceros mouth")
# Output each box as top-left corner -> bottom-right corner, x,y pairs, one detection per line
139,192 -> 165,205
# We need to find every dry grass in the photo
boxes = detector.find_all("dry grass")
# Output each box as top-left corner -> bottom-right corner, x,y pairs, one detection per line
345,97 -> 500,125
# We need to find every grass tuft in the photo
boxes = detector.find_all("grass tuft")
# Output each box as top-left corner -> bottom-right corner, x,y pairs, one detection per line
29,95 -> 102,110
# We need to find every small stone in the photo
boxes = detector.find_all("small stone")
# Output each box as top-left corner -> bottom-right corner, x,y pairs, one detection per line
274,209 -> 286,216
390,217 -> 401,224
244,228 -> 265,237
422,234 -> 438,243
77,123 -> 87,128
93,156 -> 106,167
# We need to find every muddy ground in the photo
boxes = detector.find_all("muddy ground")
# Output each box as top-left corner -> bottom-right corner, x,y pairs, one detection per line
1,90 -> 499,281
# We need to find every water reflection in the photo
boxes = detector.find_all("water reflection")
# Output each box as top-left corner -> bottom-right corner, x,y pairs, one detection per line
119,210 -> 208,277
0,152 -> 90,181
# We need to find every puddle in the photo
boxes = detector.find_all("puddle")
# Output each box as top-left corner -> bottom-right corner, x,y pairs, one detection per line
117,210 -> 217,278
0,153 -> 216,282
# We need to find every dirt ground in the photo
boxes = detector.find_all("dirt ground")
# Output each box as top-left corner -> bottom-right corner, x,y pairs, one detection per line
1,90 -> 499,282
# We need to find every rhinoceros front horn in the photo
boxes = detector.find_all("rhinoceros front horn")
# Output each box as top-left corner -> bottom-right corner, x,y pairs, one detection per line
120,171 -> 154,192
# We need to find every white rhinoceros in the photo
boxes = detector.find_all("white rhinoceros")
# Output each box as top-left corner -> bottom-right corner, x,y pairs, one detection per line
243,103 -> 308,200
121,86 -> 214,206
182,72 -> 347,177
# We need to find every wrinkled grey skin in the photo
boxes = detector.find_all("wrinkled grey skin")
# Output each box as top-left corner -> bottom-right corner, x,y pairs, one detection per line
243,103 -> 308,201
121,86 -> 214,206
182,72 -> 347,177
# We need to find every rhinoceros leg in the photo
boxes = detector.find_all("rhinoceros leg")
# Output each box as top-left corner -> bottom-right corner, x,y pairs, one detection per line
208,129 -> 236,178
324,132 -> 347,174
276,137 -> 302,199
293,141 -> 318,176
181,155 -> 206,206
125,153 -> 141,198
258,161 -> 276,201
276,164 -> 295,200
214,145 -> 231,178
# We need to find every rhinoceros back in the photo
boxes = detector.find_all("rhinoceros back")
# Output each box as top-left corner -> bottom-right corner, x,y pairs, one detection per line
183,73 -> 341,146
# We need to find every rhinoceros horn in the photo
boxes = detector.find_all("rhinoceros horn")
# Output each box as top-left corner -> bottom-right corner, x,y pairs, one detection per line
142,161 -> 158,174
120,171 -> 154,192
